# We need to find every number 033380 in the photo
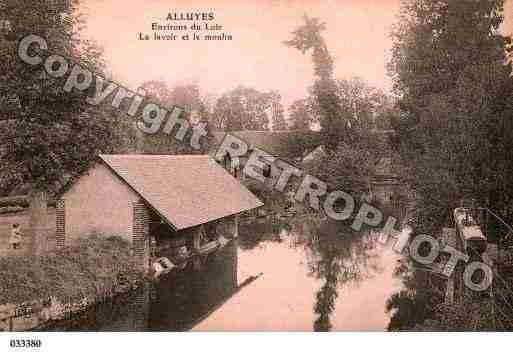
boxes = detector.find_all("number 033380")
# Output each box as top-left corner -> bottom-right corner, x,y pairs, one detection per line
9,339 -> 42,348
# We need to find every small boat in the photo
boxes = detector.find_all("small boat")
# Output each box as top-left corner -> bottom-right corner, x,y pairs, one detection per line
454,208 -> 487,255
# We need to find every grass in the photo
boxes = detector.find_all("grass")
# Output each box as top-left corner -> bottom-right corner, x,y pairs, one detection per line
0,234 -> 144,306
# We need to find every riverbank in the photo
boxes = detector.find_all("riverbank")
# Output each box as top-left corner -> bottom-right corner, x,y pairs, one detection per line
0,234 -> 144,331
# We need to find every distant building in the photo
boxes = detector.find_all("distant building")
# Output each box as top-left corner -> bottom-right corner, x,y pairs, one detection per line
211,130 -> 322,180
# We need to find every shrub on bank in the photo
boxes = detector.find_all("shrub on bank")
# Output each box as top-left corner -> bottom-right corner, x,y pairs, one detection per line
244,178 -> 291,214
0,234 -> 143,306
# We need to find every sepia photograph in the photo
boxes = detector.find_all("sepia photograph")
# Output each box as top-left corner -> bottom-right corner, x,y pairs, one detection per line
1,0 -> 513,355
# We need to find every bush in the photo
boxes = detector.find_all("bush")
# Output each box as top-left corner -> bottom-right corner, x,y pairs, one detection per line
0,234 -> 143,306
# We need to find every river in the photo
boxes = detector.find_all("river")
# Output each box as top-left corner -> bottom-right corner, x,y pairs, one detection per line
42,216 -> 402,331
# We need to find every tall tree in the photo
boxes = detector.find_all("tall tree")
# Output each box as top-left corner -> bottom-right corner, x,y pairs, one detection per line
285,15 -> 348,148
0,0 -> 126,194
211,86 -> 274,131
136,80 -> 211,154
140,81 -> 204,117
386,0 -> 513,330
288,99 -> 313,131
389,0 -> 513,233
335,77 -> 392,131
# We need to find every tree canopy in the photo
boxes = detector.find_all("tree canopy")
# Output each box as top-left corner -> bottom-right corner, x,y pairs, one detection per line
285,15 -> 348,148
288,99 -> 314,131
135,80 -> 212,154
390,0 -> 513,233
387,0 -> 513,331
211,86 -> 281,131
0,0 -> 131,194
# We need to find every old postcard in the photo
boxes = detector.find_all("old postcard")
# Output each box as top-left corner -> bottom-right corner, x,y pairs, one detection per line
1,0 -> 513,346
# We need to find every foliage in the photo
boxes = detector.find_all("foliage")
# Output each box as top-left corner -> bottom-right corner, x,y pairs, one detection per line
285,15 -> 349,149
288,99 -> 314,130
334,77 -> 393,131
243,177 -> 291,214
238,219 -> 287,251
135,80 -> 213,154
285,15 -> 397,194
386,0 -> 513,330
0,234 -> 143,306
211,86 -> 280,131
389,0 -> 513,233
386,256 -> 438,330
139,81 -> 204,115
270,91 -> 287,131
412,293 -> 513,331
386,290 -> 430,330
305,131 -> 384,197
0,0 -> 132,194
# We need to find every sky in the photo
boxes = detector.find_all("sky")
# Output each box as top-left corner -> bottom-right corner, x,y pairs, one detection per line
81,0 -> 513,109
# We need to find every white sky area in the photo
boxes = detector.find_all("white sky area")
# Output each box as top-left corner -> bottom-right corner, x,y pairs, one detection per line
81,0 -> 513,110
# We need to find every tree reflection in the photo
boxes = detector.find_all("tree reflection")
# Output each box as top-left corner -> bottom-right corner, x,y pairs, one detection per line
289,217 -> 379,331
385,255 -> 441,330
238,215 -> 382,331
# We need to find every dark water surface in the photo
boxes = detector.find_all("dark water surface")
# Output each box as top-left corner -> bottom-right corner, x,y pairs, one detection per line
46,217 -> 401,331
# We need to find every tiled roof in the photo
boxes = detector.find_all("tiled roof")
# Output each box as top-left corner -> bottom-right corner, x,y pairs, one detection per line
212,130 -> 322,160
99,155 -> 263,230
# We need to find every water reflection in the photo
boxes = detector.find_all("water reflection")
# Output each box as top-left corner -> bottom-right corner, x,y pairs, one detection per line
229,216 -> 384,330
296,219 -> 379,331
43,216 -> 400,331
42,240 -> 238,331
149,239 -> 238,331
196,216 -> 400,331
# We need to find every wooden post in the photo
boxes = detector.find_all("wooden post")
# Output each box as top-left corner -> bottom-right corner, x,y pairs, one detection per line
192,226 -> 202,271
29,190 -> 48,257
233,215 -> 239,239
232,239 -> 238,289
192,226 -> 201,252
445,276 -> 454,304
